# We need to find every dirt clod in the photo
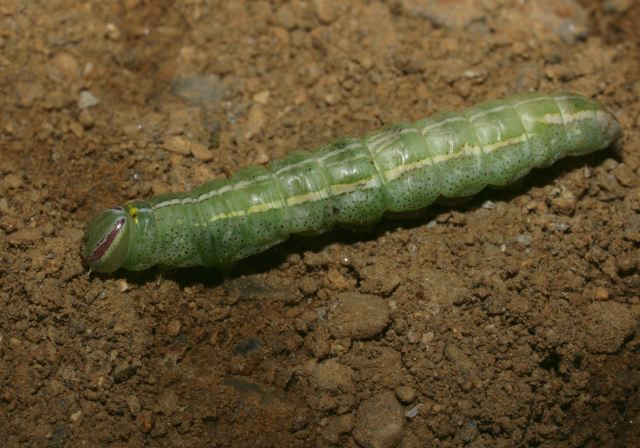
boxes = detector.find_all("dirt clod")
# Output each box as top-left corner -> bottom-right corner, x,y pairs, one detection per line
312,358 -> 355,392
327,292 -> 390,339
353,391 -> 405,448
583,302 -> 639,354
394,386 -> 417,404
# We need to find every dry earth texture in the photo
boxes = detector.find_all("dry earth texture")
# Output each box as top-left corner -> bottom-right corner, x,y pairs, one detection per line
1,0 -> 639,447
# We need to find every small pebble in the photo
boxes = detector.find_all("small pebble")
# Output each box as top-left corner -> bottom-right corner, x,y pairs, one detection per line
137,411 -> 154,434
394,386 -> 416,404
326,268 -> 351,290
550,197 -> 576,216
113,323 -> 128,335
404,403 -> 422,419
4,173 -> 23,189
515,233 -> 533,245
595,287 -> 609,301
49,52 -> 80,80
117,279 -> 130,293
105,22 -> 121,40
163,136 -> 192,155
481,200 -> 495,209
252,90 -> 270,105
421,332 -> 435,346
457,418 -> 479,443
166,319 -> 181,337
244,105 -> 266,140
234,338 -> 261,354
78,110 -> 95,128
126,395 -> 142,416
163,135 -> 213,161
16,80 -> 44,107
613,163 -> 636,187
299,277 -> 319,295
189,141 -> 213,161
274,4 -> 296,29
406,328 -> 420,344
78,90 -> 100,109
69,121 -> 83,138
112,363 -> 137,383
444,344 -> 476,375
313,0 -> 339,24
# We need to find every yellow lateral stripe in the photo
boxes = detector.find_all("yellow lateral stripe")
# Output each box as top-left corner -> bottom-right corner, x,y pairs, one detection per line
286,191 -> 327,206
162,103 -> 599,213
208,106 -> 609,224
207,132 -> 536,223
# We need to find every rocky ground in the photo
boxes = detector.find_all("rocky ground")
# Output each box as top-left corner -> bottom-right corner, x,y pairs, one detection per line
1,0 -> 639,446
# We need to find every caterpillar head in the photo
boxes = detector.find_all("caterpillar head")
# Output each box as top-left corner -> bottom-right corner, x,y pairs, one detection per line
82,206 -> 131,273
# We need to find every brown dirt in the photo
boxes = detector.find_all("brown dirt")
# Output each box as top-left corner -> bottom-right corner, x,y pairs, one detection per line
1,0 -> 640,447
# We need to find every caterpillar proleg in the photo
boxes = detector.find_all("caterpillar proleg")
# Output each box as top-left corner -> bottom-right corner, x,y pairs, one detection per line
82,92 -> 621,273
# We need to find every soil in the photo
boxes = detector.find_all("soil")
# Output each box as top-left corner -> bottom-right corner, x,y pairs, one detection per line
1,0 -> 639,447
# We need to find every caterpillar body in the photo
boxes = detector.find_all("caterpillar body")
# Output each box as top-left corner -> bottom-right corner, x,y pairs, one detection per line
83,92 -> 621,273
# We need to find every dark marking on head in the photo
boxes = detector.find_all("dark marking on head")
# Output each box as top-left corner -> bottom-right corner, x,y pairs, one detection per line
90,218 -> 125,263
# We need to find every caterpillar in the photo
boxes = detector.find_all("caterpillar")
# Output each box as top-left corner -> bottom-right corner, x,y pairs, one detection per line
82,92 -> 621,273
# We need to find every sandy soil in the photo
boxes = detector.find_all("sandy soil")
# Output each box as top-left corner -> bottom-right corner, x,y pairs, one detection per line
1,0 -> 639,446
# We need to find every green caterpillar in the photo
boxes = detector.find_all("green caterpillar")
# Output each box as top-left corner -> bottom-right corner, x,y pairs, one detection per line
82,92 -> 621,273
